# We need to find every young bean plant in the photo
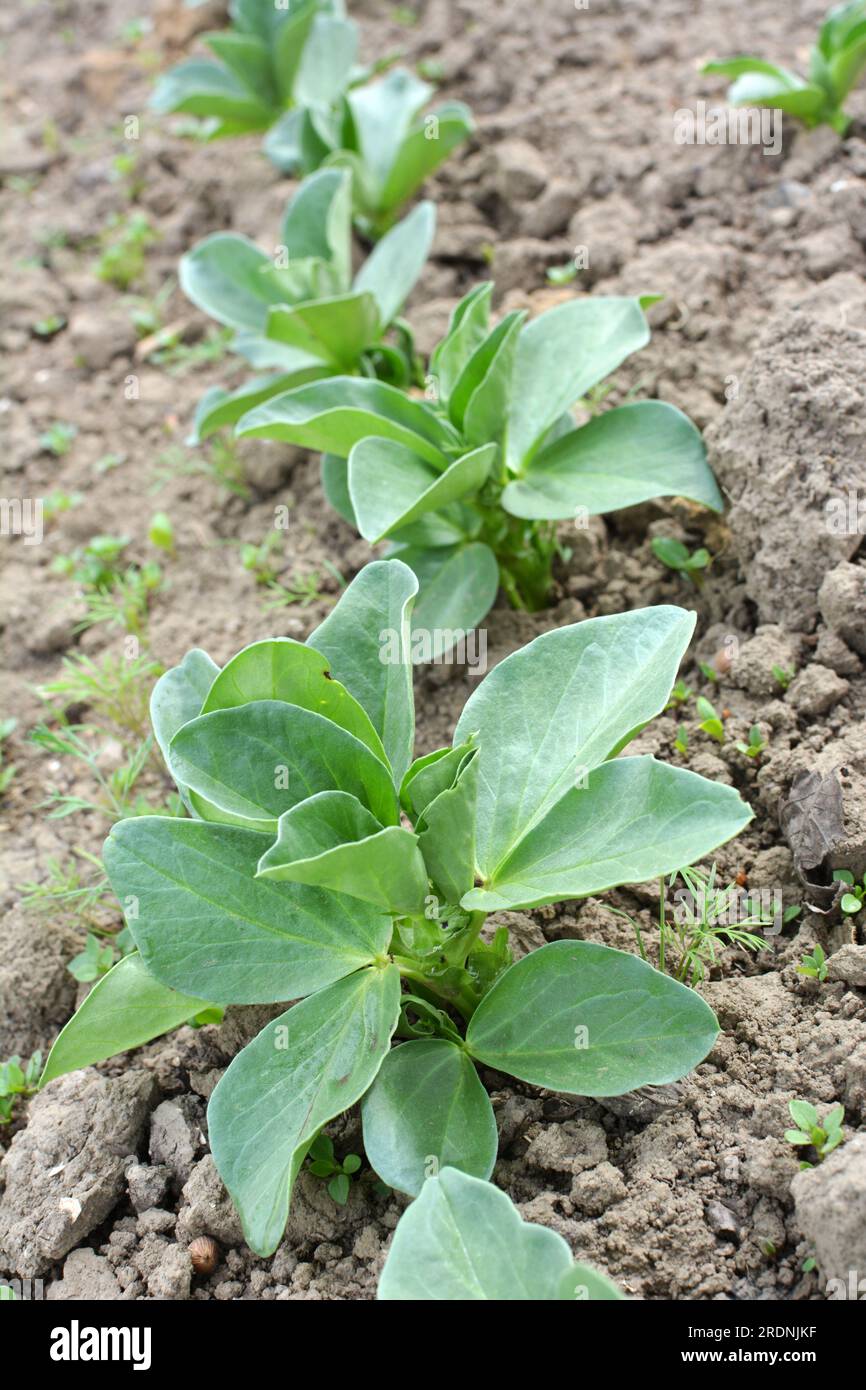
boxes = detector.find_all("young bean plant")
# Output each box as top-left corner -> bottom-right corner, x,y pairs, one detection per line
152,0 -> 472,234
237,286 -> 723,639
705,0 -> 866,135
181,169 -> 434,441
41,561 -> 751,1266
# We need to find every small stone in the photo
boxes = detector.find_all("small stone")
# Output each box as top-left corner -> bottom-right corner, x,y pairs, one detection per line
569,1161 -> 627,1215
826,945 -> 866,989
126,1162 -> 170,1214
146,1244 -> 192,1301
819,562 -> 866,656
488,138 -> 548,202
149,1096 -> 206,1190
792,1133 -> 866,1285
786,664 -> 849,716
705,1200 -> 742,1241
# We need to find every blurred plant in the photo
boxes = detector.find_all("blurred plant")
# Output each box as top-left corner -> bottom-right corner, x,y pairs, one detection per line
651,536 -> 711,586
833,868 -> 866,914
0,718 -> 17,798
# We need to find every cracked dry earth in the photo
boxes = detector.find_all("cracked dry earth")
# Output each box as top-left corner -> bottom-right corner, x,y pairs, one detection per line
2,0 -> 866,1300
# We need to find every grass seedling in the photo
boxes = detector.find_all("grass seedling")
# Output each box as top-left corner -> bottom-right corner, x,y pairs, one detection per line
651,536 -> 711,586
29,723 -> 158,822
38,651 -> 164,740
736,725 -> 766,760
622,863 -> 770,985
305,1134 -> 362,1205
21,849 -> 114,931
785,1100 -> 845,1167
96,212 -> 156,290
0,1052 -> 42,1124
699,660 -> 720,683
0,718 -> 17,798
772,664 -> 795,691
705,1 -> 866,136
696,695 -> 725,743
797,944 -> 829,982
673,724 -> 689,757
52,535 -> 163,637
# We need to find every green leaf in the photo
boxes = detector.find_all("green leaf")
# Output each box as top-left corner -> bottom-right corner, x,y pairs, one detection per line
353,200 -> 436,327
505,297 -> 651,472
463,756 -> 753,912
466,941 -> 719,1094
727,73 -> 828,118
789,1099 -> 819,1131
378,1167 -> 617,1300
150,648 -> 219,772
150,59 -> 275,128
453,606 -> 697,879
349,441 -> 495,543
401,740 -> 475,819
431,282 -> 493,404
396,543 -> 500,655
192,367 -> 332,441
559,1266 -> 627,1301
417,750 -> 479,904
379,102 -> 474,217
238,376 -> 455,466
361,1040 -> 497,1196
449,311 -> 524,438
308,559 -> 418,783
840,892 -> 863,913
179,233 -> 296,333
321,451 -> 357,525
202,637 -> 388,765
204,30 -> 277,109
293,13 -> 357,107
257,791 -> 428,914
41,954 -> 210,1086
103,817 -> 391,1003
265,291 -> 380,368
347,68 -> 432,194
278,167 -> 351,285
702,57 -> 801,81
168,701 -> 398,831
271,0 -> 321,102
210,964 -> 401,1255
503,401 -> 722,520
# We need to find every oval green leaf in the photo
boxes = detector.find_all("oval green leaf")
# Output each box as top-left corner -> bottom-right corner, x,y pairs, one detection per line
466,940 -> 719,1095
210,964 -> 401,1256
103,817 -> 392,1003
361,1040 -> 497,1196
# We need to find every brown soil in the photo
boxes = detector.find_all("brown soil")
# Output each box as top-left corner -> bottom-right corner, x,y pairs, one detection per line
1,0 -> 866,1301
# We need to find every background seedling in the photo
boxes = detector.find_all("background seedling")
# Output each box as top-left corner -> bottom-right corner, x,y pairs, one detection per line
673,724 -> 689,758
797,944 -> 829,981
238,288 -> 722,637
0,718 -> 17,798
38,651 -> 164,740
68,932 -> 120,983
705,0 -> 866,135
651,536 -> 711,585
785,1099 -> 845,1167
833,868 -> 865,913
696,695 -> 725,743
39,421 -> 77,457
0,1052 -> 41,1124
305,1134 -> 362,1205
665,679 -> 692,710
736,725 -> 766,760
96,212 -> 156,290
179,169 -> 434,442
772,663 -> 795,691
